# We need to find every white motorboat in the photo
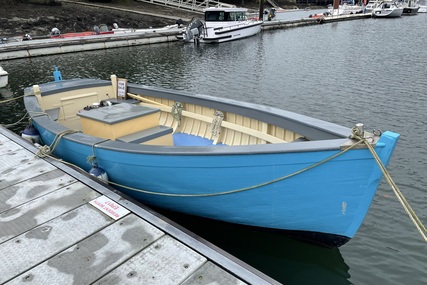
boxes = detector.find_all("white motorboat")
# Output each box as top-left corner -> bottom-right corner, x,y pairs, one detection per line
365,1 -> 382,12
327,3 -> 365,15
418,0 -> 427,12
0,66 -> 8,88
181,7 -> 263,44
372,1 -> 404,17
401,0 -> 420,15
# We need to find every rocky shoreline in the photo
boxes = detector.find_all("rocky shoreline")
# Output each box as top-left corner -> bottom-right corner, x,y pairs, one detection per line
0,0 -> 202,38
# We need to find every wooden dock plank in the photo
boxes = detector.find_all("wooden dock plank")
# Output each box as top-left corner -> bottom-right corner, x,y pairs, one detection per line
0,136 -> 22,154
0,182 -> 100,243
0,150 -> 56,189
5,214 -> 165,285
93,235 -> 207,285
0,204 -> 114,284
0,169 -> 77,213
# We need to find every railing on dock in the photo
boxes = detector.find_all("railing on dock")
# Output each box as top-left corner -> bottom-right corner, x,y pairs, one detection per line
135,0 -> 236,12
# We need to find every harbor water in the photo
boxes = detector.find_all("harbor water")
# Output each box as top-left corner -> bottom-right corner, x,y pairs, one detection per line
1,10 -> 426,285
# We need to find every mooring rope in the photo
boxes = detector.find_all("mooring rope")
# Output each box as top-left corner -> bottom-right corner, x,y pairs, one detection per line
1,112 -> 29,128
350,126 -> 427,243
0,94 -> 26,104
35,129 -> 80,158
103,139 -> 366,197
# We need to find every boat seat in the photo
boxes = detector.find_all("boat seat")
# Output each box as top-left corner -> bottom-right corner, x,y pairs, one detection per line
116,125 -> 173,145
45,107 -> 60,121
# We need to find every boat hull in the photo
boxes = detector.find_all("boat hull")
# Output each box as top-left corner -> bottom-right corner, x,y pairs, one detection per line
201,22 -> 262,43
402,6 -> 420,15
24,79 -> 400,247
0,66 -> 8,88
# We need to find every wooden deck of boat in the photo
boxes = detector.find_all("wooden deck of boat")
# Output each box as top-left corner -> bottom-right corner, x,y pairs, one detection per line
0,126 -> 280,285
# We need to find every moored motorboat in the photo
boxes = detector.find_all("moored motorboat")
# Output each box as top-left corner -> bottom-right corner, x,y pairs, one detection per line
401,0 -> 420,15
0,66 -> 8,88
327,3 -> 365,15
111,22 -> 183,34
365,0 -> 382,12
49,26 -> 114,39
372,1 -> 404,17
23,72 -> 400,247
418,0 -> 427,12
180,7 -> 263,44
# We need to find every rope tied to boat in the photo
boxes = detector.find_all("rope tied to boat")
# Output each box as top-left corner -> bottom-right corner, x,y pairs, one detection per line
211,111 -> 224,136
106,137 -> 366,197
35,129 -> 80,158
171,101 -> 183,127
350,125 -> 427,243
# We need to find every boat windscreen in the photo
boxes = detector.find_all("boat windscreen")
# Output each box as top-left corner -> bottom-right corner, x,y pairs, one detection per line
205,11 -> 247,21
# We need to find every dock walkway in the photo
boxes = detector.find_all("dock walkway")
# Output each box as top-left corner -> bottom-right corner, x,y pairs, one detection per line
0,126 -> 280,285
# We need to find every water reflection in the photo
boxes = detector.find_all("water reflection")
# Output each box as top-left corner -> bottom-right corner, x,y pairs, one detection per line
156,209 -> 351,285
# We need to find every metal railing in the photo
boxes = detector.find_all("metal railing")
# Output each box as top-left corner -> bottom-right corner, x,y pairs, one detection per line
135,0 -> 236,12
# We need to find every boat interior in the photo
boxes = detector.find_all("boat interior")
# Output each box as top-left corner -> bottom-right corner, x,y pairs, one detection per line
30,75 -> 314,147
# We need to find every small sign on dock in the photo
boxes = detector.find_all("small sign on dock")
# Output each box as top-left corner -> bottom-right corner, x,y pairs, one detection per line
89,195 -> 130,220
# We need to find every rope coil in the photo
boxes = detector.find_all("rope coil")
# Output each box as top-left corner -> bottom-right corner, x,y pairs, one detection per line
171,101 -> 183,127
211,110 -> 224,136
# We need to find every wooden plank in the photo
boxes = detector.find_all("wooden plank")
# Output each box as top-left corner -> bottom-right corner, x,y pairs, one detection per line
0,204 -> 114,284
0,149 -> 56,189
0,135 -> 22,155
0,182 -> 100,244
181,261 -> 247,285
5,214 -> 165,285
135,100 -> 287,144
0,169 -> 77,213
93,235 -> 207,285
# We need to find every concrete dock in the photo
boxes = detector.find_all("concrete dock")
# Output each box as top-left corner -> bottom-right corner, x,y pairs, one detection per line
0,126 -> 280,285
0,30 -> 181,61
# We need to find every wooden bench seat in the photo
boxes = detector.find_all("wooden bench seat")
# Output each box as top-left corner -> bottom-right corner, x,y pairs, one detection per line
116,126 -> 173,145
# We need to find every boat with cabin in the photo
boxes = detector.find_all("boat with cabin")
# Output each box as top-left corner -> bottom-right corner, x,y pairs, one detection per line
23,71 -> 400,247
372,1 -> 404,17
401,0 -> 420,15
180,7 -> 262,44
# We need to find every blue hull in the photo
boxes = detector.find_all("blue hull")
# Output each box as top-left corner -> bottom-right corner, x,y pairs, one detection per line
25,78 -> 399,247
32,120 -> 399,243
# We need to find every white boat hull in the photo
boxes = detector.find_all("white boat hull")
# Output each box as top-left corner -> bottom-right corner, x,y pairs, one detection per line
0,66 -> 8,88
200,22 -> 262,43
372,2 -> 404,17
181,7 -> 263,44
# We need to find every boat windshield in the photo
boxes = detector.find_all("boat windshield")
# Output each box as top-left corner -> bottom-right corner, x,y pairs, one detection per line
205,11 -> 247,22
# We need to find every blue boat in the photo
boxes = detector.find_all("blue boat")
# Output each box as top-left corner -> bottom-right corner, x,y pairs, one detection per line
23,74 -> 400,247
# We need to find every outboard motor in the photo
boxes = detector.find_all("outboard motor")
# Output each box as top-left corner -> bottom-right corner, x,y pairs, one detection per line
94,25 -> 100,35
51,27 -> 61,36
176,19 -> 184,28
182,18 -> 204,43
22,34 -> 32,41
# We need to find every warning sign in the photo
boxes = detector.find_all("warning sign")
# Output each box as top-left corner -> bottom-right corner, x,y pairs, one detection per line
89,196 -> 130,220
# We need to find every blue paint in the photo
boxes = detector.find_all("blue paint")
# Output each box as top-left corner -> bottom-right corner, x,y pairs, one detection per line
173,133 -> 226,146
53,66 -> 62,82
34,118 -> 399,241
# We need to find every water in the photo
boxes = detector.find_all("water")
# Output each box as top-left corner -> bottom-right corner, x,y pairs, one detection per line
1,12 -> 426,284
